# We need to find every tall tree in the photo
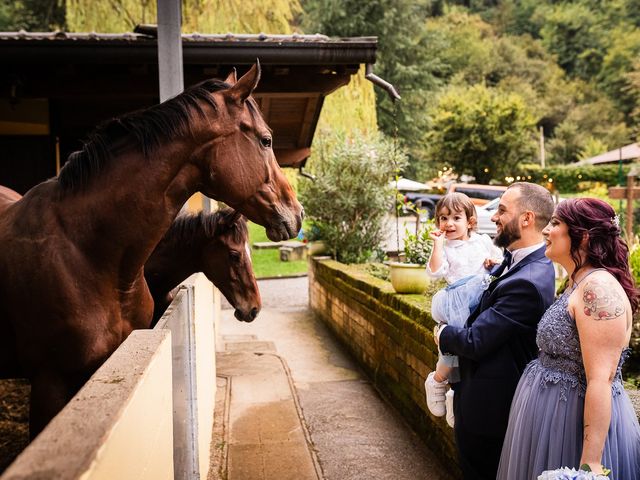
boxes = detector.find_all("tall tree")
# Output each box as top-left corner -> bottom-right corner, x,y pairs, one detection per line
0,0 -> 65,30
301,0 -> 442,173
537,2 -> 607,80
66,0 -> 301,33
426,84 -> 536,184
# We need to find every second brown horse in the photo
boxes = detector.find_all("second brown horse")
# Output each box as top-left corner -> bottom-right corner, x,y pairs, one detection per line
145,208 -> 261,325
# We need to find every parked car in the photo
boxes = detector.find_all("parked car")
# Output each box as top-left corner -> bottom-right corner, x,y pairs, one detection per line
476,196 -> 499,237
447,183 -> 507,206
403,182 -> 508,218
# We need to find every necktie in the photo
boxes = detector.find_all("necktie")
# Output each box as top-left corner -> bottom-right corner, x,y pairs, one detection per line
490,250 -> 512,277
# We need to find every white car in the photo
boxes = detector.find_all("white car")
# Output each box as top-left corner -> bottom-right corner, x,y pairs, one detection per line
476,197 -> 499,237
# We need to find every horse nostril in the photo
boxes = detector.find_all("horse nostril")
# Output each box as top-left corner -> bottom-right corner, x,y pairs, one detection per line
300,207 -> 305,220
250,308 -> 259,320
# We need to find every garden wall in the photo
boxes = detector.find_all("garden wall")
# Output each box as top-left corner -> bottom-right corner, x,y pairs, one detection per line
308,257 -> 459,475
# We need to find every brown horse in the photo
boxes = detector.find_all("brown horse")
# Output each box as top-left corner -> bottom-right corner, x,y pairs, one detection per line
145,208 -> 260,325
0,63 -> 302,437
0,186 -> 20,215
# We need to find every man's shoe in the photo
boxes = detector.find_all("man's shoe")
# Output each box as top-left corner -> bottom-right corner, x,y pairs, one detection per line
425,372 -> 447,417
445,389 -> 455,428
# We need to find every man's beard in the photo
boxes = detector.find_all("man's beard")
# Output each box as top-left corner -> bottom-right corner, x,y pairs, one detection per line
494,217 -> 521,249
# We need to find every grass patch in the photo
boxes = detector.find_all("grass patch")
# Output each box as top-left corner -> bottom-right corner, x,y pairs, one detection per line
248,221 -> 308,279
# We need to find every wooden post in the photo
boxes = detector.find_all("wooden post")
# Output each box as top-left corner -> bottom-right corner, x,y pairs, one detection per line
608,166 -> 640,241
627,170 -> 635,240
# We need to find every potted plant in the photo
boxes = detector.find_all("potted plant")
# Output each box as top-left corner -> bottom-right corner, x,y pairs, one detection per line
389,221 -> 434,294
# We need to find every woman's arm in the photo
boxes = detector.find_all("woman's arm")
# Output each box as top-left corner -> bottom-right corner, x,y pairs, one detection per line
573,273 -> 630,473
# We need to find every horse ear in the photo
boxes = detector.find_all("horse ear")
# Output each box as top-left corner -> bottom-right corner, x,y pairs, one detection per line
224,68 -> 237,85
226,210 -> 242,226
227,61 -> 261,104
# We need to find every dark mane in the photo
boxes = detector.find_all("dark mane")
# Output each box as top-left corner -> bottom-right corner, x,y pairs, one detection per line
58,79 -> 230,192
162,208 -> 247,249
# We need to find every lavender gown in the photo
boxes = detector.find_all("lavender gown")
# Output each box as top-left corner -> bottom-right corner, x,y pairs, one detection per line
497,286 -> 640,480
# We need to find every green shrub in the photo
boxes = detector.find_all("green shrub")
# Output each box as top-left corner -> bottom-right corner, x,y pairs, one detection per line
299,133 -> 407,264
628,244 -> 640,369
403,219 -> 435,265
513,163 -> 632,193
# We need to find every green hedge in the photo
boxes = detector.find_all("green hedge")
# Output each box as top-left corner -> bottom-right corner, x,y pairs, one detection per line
512,163 -> 632,192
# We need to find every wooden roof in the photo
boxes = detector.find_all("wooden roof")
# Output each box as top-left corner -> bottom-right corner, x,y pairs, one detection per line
0,31 -> 377,183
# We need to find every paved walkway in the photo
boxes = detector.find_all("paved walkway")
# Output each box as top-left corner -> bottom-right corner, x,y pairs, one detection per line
211,277 -> 449,480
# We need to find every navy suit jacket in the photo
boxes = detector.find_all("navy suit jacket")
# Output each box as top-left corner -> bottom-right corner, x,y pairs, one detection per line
439,245 -> 555,439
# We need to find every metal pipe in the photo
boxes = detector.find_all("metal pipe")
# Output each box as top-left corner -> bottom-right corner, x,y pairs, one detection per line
365,63 -> 400,102
299,166 -> 316,181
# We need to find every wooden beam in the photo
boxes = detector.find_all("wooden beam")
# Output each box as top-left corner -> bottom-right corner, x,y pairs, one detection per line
608,186 -> 640,199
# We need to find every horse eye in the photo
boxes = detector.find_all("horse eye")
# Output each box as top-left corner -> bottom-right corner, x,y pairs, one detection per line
260,136 -> 272,148
230,251 -> 241,262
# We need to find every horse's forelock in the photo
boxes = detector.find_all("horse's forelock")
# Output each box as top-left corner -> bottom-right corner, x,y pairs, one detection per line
202,208 -> 247,243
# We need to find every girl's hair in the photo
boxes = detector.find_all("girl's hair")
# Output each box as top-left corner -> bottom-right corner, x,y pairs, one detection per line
554,197 -> 639,312
434,192 -> 477,231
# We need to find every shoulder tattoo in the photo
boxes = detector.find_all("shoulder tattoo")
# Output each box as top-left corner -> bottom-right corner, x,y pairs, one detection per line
582,278 -> 626,321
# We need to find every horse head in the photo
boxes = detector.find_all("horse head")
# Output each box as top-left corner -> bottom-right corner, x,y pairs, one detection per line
196,62 -> 304,242
201,209 -> 261,322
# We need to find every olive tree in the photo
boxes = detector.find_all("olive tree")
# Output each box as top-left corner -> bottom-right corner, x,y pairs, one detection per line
299,133 -> 407,264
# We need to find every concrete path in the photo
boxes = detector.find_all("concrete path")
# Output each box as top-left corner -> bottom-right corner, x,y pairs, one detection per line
212,277 -> 449,480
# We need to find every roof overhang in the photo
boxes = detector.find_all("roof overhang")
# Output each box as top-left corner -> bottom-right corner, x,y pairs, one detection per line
0,31 -> 377,169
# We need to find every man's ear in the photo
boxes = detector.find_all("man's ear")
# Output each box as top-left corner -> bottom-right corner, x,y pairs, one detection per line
522,211 -> 534,227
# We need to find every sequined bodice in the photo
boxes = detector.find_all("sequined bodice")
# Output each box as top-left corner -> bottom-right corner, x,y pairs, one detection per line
528,288 -> 628,398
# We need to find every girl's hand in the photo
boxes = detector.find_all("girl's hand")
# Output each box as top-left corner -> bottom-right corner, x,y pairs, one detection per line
483,258 -> 499,270
429,229 -> 444,242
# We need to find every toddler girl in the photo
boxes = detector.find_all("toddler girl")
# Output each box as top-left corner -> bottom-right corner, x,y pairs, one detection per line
424,192 -> 503,427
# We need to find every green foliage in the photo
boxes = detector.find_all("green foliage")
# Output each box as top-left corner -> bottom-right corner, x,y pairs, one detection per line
598,27 -> 640,119
630,242 -> 640,286
315,67 -> 378,139
66,0 -> 302,33
426,83 -> 536,184
0,0 -> 65,30
299,133 -> 407,264
515,163 -> 631,193
301,0 -> 442,175
403,220 -> 434,265
537,2 -> 607,80
545,93 -> 630,164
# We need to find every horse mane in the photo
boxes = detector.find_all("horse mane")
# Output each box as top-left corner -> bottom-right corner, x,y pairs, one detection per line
162,208 -> 248,250
58,78 -> 232,193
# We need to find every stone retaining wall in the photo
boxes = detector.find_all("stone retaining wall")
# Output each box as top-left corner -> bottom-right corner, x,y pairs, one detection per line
308,257 -> 459,476
309,257 -> 640,479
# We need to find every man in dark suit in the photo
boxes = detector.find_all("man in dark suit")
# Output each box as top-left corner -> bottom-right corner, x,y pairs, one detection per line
435,182 -> 556,480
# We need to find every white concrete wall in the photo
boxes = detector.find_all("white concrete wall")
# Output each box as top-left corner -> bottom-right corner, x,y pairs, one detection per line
154,273 -> 219,479
1,274 -> 220,480
1,329 -> 173,480
192,273 -> 218,477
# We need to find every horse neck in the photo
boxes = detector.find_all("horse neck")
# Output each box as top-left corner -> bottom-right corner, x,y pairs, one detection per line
144,227 -> 205,299
59,141 -> 207,280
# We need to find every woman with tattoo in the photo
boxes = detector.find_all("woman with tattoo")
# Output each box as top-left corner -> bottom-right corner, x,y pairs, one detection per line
497,198 -> 640,480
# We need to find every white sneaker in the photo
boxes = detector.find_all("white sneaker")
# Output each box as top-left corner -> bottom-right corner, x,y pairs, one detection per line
425,372 -> 447,417
445,389 -> 455,428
